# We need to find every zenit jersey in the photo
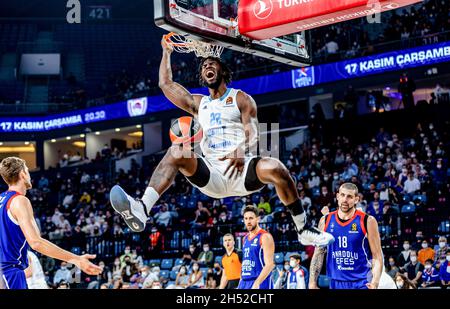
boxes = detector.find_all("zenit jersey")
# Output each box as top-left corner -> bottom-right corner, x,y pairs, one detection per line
197,88 -> 246,159
0,191 -> 29,271
241,229 -> 268,280
324,210 -> 372,281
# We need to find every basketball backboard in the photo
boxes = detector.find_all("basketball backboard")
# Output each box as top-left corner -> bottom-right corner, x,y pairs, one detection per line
154,0 -> 311,67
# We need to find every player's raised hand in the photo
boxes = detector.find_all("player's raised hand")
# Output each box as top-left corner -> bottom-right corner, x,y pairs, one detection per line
75,254 -> 103,276
161,35 -> 174,54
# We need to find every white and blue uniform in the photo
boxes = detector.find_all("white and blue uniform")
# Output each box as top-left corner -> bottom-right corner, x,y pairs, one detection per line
238,229 -> 273,289
287,267 -> 307,289
0,190 -> 29,289
190,88 -> 262,198
324,210 -> 372,289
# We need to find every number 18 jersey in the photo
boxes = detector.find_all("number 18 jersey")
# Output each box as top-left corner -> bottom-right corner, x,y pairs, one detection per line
324,210 -> 372,281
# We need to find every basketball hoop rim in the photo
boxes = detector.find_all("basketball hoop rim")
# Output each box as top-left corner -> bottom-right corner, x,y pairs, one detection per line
163,32 -> 189,47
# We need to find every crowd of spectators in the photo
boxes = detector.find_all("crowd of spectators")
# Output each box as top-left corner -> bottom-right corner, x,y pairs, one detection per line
15,102 -> 449,289
89,0 -> 450,105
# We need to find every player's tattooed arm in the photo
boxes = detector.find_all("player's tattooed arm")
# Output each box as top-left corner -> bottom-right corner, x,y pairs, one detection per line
309,216 -> 327,289
237,91 -> 259,156
159,37 -> 201,115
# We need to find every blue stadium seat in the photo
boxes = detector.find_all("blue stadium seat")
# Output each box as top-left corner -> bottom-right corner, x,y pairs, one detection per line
174,258 -> 184,267
214,255 -> 223,265
274,206 -> 284,213
148,259 -> 161,267
160,270 -> 169,279
447,168 -> 450,177
252,194 -> 261,204
401,203 -> 416,214
200,268 -> 209,278
169,270 -> 178,280
274,252 -> 284,264
312,187 -> 320,197
379,225 -> 391,236
166,281 -> 176,287
318,275 -> 330,288
413,194 -> 427,203
438,220 -> 450,234
161,259 -> 174,270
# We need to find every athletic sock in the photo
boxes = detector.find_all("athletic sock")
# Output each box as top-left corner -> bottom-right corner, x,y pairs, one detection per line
286,199 -> 307,231
141,187 -> 160,215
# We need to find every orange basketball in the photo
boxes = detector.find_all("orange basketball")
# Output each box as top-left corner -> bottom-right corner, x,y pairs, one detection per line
169,116 -> 203,145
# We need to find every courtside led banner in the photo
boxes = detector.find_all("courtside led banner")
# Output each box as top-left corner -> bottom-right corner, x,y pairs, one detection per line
238,0 -> 422,40
233,41 -> 450,93
0,41 -> 448,133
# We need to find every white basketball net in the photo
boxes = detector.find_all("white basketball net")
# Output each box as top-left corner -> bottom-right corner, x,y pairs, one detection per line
164,32 -> 224,58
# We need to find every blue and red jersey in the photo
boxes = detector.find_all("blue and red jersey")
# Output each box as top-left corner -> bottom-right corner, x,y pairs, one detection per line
324,210 -> 372,282
0,190 -> 29,272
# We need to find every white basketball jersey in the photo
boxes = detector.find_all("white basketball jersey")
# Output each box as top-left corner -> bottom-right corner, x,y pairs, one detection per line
197,88 -> 246,159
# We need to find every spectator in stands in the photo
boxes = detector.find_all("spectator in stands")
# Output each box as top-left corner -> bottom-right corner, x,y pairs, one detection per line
79,191 -> 91,204
53,262 -> 72,285
316,185 -> 333,214
418,240 -> 435,265
205,269 -> 217,289
173,265 -> 189,289
421,259 -> 440,288
121,256 -> 138,282
212,262 -> 223,288
154,203 -> 175,228
398,72 -> 416,109
187,262 -> 204,289
366,192 -> 384,222
274,261 -> 290,289
183,243 -> 200,265
131,249 -> 144,268
197,243 -> 214,267
299,190 -> 312,210
307,171 -> 320,189
191,201 -> 211,228
257,196 -> 271,214
401,250 -> 424,286
120,246 -> 132,266
394,272 -> 416,289
38,175 -> 49,189
286,254 -> 307,289
435,236 -> 448,262
112,258 -> 122,278
387,256 -> 399,278
143,266 -> 160,288
413,231 -> 425,250
440,250 -> 450,289
403,172 -> 421,196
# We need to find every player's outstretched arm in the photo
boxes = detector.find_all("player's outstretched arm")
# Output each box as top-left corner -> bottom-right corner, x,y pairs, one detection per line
10,196 -> 102,276
366,215 -> 383,289
159,37 -> 201,116
309,216 -> 327,289
252,233 -> 275,289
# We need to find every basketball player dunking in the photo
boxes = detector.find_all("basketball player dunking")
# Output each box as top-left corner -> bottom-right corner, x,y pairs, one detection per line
309,183 -> 383,289
109,36 -> 334,248
0,157 -> 101,289
238,205 -> 274,289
